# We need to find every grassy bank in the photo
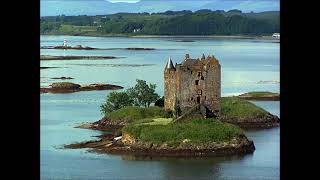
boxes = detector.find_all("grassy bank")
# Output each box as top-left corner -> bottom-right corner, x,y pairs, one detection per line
239,91 -> 279,97
123,119 -> 243,147
221,97 -> 269,118
103,97 -> 271,147
108,106 -> 171,123
108,97 -> 269,123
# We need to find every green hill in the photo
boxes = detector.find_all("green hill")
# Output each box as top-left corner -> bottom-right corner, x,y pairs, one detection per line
40,10 -> 279,36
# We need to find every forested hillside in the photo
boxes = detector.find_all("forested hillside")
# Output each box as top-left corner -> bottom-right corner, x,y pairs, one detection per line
40,9 -> 279,36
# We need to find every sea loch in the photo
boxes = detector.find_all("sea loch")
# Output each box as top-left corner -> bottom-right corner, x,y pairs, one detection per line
41,35 -> 279,179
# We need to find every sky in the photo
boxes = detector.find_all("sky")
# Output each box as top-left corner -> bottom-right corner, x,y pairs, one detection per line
41,0 -> 280,16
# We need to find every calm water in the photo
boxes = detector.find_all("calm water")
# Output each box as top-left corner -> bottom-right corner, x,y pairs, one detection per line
40,35 -> 279,179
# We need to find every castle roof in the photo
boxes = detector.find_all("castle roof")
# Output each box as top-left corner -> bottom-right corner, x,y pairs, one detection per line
205,56 -> 219,65
166,56 -> 175,69
182,58 -> 197,66
170,54 -> 220,68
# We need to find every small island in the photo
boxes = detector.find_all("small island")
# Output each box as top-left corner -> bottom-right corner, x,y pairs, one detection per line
40,55 -> 120,61
219,97 -> 279,128
50,77 -> 74,80
41,45 -> 156,51
42,45 -> 98,50
68,106 -> 255,157
124,47 -> 155,50
174,40 -> 195,42
237,91 -> 280,101
40,66 -> 60,69
40,82 -> 123,94
65,55 -> 279,157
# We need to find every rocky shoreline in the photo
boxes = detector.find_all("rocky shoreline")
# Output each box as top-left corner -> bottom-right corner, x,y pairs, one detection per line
40,82 -> 123,94
76,117 -> 124,132
40,55 -> 120,60
41,45 -> 98,50
65,133 -> 255,157
41,46 -> 156,51
219,113 -> 280,128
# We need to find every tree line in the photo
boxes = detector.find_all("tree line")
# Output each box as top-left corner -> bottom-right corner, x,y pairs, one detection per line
41,10 -> 279,35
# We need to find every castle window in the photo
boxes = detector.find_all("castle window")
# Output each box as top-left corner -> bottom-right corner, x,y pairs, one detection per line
201,76 -> 204,80
191,71 -> 193,74
195,80 -> 199,85
197,96 -> 200,104
204,96 -> 206,100
198,90 -> 202,95
198,72 -> 202,77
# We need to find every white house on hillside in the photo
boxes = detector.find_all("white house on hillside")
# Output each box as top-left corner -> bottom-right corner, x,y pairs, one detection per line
272,33 -> 280,38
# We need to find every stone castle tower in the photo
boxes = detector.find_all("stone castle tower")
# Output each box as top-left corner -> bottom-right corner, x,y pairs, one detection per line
164,54 -> 221,117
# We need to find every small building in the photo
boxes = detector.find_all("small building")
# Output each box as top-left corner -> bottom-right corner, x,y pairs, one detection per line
272,33 -> 280,38
63,39 -> 67,47
164,54 -> 221,117
133,28 -> 141,33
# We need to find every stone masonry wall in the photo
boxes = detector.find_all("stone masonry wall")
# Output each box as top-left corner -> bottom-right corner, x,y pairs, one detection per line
164,55 -> 221,117
164,69 -> 176,111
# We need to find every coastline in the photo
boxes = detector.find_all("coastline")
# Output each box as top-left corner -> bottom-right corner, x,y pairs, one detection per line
40,33 -> 280,41
65,133 -> 255,157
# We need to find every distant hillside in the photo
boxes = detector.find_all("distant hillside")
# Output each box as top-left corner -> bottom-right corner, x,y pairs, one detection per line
40,10 -> 279,36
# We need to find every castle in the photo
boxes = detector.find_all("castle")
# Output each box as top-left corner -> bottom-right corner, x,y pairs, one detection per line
164,54 -> 221,118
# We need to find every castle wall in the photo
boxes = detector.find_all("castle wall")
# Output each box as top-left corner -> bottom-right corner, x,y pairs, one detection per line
164,55 -> 221,117
164,69 -> 176,111
177,64 -> 207,114
204,63 -> 221,114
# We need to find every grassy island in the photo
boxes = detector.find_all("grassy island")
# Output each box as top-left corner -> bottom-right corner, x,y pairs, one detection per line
219,97 -> 279,128
122,118 -> 243,148
68,92 -> 280,156
70,106 -> 254,156
221,97 -> 268,118
237,91 -> 280,101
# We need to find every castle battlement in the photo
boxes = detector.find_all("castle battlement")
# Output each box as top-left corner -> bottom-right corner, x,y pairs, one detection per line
164,54 -> 221,117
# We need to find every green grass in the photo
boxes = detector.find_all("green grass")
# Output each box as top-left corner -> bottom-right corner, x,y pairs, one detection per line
123,118 -> 244,147
108,106 -> 171,123
143,118 -> 173,125
221,97 -> 268,118
58,25 -> 97,34
240,91 -> 279,97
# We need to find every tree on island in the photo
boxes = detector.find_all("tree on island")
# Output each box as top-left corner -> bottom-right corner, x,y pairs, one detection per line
127,79 -> 159,108
100,79 -> 160,116
100,91 -> 133,114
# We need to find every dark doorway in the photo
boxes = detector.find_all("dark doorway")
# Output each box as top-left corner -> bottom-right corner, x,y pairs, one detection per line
195,80 -> 199,85
197,96 -> 201,103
